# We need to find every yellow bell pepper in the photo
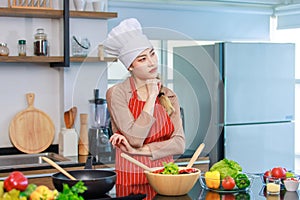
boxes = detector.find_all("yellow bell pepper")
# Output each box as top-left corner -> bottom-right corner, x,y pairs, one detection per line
205,171 -> 221,189
29,185 -> 58,200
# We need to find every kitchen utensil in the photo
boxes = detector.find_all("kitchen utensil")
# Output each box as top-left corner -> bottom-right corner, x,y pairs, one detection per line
145,167 -> 200,196
121,153 -> 153,172
51,156 -> 116,199
187,143 -> 205,168
120,152 -> 200,196
41,156 -> 76,180
79,113 -> 89,155
9,93 -> 55,154
64,106 -> 77,128
88,89 -> 112,162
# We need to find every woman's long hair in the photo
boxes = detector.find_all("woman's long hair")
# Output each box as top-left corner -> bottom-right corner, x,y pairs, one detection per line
157,75 -> 175,116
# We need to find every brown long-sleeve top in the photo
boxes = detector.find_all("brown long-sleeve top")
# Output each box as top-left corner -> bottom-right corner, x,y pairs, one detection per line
106,77 -> 185,160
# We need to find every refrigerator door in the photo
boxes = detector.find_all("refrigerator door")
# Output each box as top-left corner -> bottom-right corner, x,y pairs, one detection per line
224,122 -> 295,173
222,43 -> 295,124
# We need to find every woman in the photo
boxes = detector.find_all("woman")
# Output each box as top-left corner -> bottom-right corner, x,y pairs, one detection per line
104,18 -> 185,187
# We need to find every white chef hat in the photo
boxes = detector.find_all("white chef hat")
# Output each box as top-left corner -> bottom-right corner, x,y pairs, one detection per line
103,18 -> 153,69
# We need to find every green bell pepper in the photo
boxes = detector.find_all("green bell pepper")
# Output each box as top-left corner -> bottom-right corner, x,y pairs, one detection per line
234,173 -> 250,189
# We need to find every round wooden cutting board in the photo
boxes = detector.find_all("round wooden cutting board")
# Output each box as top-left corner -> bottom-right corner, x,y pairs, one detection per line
9,93 -> 55,154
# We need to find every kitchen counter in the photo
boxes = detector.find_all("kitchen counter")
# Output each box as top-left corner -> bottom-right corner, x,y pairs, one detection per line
104,175 -> 299,200
0,154 -> 210,190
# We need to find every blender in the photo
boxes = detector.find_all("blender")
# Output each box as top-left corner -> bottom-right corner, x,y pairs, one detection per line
88,89 -> 112,162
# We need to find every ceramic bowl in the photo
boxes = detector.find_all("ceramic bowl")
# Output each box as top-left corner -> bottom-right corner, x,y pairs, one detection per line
144,167 -> 200,196
283,179 -> 299,192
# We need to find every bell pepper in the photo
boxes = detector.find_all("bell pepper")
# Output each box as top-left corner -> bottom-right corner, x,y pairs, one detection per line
234,173 -> 250,189
205,171 -> 221,189
19,183 -> 37,198
4,171 -> 28,192
30,185 -> 58,200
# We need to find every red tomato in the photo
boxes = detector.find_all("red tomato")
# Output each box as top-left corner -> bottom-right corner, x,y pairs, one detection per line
271,167 -> 286,179
179,168 -> 198,174
222,176 -> 235,190
263,170 -> 272,182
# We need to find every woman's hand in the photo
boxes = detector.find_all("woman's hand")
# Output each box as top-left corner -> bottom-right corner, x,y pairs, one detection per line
109,133 -> 151,156
145,79 -> 160,98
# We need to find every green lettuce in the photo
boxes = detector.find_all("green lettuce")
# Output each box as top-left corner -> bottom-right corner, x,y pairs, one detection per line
210,158 -> 242,179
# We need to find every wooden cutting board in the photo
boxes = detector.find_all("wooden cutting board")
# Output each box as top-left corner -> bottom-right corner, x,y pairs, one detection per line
9,93 -> 55,154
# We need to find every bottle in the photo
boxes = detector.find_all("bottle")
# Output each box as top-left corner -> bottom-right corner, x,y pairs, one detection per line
34,28 -> 48,56
0,43 -> 9,56
59,128 -> 78,157
18,40 -> 26,56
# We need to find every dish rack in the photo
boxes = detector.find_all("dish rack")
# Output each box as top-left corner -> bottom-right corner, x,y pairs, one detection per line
8,0 -> 53,9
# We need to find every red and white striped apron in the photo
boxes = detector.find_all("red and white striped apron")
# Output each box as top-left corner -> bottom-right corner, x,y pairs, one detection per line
115,77 -> 175,186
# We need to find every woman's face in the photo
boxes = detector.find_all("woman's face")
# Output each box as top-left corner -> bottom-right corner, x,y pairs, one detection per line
130,48 -> 158,80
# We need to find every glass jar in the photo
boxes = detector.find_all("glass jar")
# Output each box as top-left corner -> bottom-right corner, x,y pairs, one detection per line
0,43 -> 9,56
18,40 -> 26,56
34,28 -> 48,56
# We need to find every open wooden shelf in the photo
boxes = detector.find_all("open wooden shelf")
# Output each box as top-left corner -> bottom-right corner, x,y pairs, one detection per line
0,56 -> 117,63
0,6 -> 118,67
0,8 -> 117,19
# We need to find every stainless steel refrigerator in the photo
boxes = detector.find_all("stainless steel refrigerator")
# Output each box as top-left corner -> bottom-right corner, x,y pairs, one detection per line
173,42 -> 295,173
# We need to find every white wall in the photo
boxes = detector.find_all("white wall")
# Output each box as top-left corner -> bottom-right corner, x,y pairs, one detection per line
0,2 -> 108,148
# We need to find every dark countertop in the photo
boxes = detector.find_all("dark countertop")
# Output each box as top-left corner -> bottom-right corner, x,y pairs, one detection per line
105,176 -> 299,200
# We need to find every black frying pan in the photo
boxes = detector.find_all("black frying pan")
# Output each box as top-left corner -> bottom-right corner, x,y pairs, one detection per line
51,156 -> 116,199
52,169 -> 116,199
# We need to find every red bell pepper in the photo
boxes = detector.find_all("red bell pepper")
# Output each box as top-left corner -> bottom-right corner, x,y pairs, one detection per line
4,171 -> 28,191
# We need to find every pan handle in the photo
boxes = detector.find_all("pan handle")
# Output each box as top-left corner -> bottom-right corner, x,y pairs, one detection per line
42,157 -> 76,180
84,155 -> 96,169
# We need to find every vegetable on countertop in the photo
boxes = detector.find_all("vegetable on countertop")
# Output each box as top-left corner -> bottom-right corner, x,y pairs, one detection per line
205,171 -> 221,189
234,173 -> 250,189
19,183 -> 37,198
29,185 -> 58,200
222,176 -> 235,190
56,180 -> 87,200
210,158 -> 242,180
3,171 -> 28,192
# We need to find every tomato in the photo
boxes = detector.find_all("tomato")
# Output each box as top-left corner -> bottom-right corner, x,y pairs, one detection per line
263,170 -> 272,182
152,168 -> 164,174
271,167 -> 286,179
222,176 -> 235,190
179,168 -> 198,174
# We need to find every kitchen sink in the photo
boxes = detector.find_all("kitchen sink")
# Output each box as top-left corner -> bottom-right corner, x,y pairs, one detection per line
0,152 -> 71,169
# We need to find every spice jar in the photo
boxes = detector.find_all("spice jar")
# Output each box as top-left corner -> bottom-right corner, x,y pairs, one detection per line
34,28 -> 48,56
0,43 -> 9,56
18,40 -> 26,56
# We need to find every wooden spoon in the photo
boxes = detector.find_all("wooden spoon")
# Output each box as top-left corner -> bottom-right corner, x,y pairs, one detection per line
121,153 -> 153,172
41,156 -> 76,180
64,106 -> 77,129
70,107 -> 77,127
187,143 -> 205,168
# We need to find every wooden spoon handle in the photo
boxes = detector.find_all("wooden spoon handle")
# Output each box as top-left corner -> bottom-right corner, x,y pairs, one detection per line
187,143 -> 205,168
121,153 -> 152,172
42,156 -> 76,180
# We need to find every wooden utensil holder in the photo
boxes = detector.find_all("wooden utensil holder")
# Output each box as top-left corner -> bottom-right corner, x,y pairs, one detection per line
8,0 -> 53,9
